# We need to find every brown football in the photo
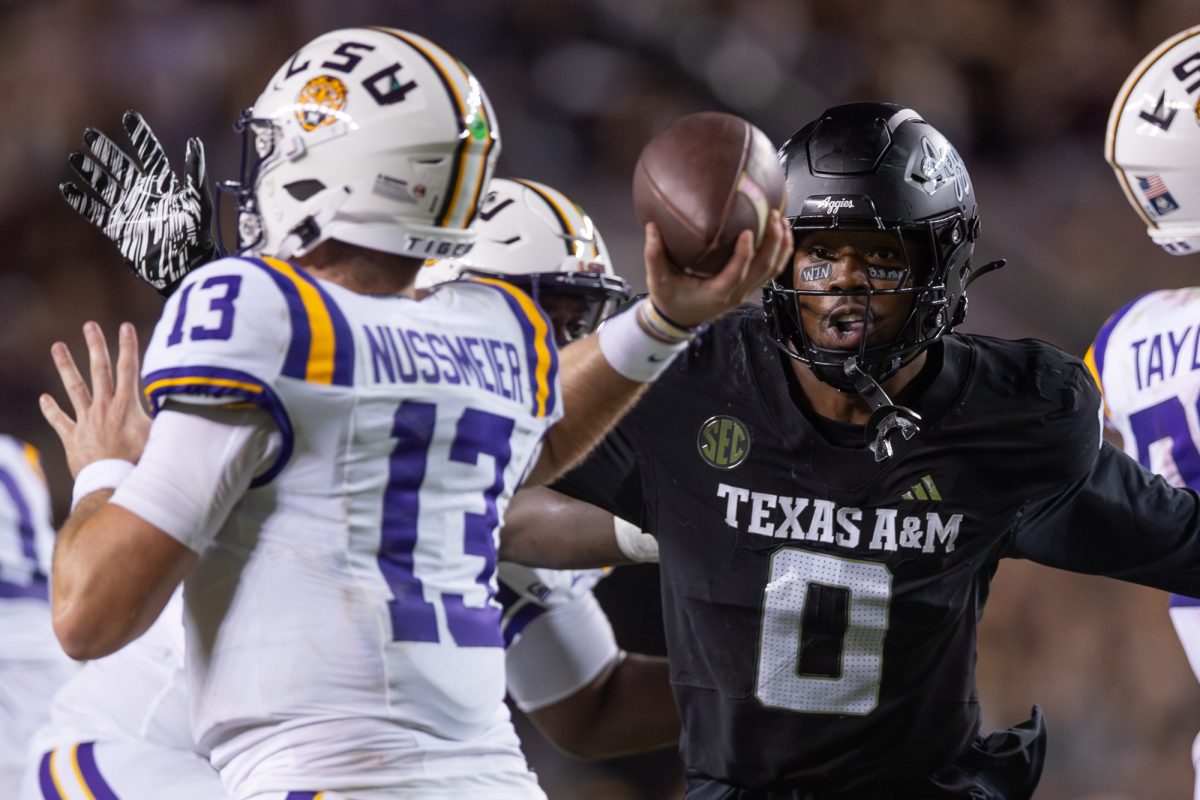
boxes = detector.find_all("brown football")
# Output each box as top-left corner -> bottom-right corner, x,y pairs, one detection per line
632,111 -> 786,277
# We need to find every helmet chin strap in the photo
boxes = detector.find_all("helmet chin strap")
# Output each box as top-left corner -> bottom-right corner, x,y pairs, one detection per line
843,356 -> 921,461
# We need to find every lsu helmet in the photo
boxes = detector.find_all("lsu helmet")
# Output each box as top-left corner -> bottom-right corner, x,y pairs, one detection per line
763,102 -> 994,391
226,27 -> 500,261
416,178 -> 629,345
1106,25 -> 1200,256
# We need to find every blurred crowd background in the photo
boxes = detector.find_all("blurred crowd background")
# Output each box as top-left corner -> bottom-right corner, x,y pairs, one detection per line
1,0 -> 1199,797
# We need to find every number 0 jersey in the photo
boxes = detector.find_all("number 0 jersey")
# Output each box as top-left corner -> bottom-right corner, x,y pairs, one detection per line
556,308 -> 1200,795
135,257 -> 561,794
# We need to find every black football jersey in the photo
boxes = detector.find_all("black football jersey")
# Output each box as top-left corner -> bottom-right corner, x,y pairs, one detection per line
554,307 -> 1200,796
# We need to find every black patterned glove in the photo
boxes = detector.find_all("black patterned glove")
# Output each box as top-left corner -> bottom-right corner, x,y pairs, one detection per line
60,110 -> 216,295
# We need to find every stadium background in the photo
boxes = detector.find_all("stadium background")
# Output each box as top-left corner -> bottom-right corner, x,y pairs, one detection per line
1,0 -> 1197,797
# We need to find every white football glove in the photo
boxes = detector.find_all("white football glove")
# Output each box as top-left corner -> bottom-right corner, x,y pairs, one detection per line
60,110 -> 216,295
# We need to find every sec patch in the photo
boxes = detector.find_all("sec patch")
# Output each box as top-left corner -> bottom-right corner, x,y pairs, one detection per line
697,415 -> 751,470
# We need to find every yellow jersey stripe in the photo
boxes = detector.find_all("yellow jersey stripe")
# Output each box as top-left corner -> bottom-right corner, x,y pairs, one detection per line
69,743 -> 98,800
261,257 -> 338,384
472,277 -> 554,417
1083,344 -> 1110,420
144,376 -> 266,404
48,749 -> 70,799
21,442 -> 45,483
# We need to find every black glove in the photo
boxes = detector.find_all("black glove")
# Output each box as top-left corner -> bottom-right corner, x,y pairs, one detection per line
60,110 -> 217,295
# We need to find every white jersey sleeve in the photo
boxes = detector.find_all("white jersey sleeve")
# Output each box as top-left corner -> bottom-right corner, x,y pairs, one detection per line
141,257 -> 304,486
498,563 -> 620,712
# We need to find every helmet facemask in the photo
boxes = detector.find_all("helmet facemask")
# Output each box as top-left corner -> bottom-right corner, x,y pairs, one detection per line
766,210 -> 971,392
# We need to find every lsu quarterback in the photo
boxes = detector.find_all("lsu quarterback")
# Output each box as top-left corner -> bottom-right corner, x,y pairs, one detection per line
36,26 -> 787,800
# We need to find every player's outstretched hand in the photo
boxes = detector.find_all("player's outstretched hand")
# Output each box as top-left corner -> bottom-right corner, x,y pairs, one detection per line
644,209 -> 792,328
60,110 -> 216,295
40,322 -> 151,478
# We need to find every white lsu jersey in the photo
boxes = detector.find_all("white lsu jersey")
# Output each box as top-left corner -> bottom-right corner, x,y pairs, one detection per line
132,256 -> 561,795
1087,288 -> 1200,684
0,436 -> 57,658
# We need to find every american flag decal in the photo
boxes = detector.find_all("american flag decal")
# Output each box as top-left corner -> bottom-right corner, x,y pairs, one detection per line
1136,174 -> 1180,216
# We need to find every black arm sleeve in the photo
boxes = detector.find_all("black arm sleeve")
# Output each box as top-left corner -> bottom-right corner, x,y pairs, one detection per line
551,419 -> 648,530
1009,441 -> 1200,595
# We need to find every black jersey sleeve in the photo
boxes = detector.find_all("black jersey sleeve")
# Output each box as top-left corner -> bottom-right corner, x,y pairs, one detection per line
1009,441 -> 1200,595
552,416 -> 648,529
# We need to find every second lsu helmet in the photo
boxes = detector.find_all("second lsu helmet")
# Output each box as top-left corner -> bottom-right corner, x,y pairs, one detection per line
417,178 -> 630,345
1106,25 -> 1200,256
227,27 -> 500,261
763,102 -> 992,391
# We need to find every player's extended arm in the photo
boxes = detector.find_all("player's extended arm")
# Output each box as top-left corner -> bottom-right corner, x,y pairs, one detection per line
501,487 -> 659,569
527,652 -> 679,759
525,212 -> 791,486
39,322 -> 195,660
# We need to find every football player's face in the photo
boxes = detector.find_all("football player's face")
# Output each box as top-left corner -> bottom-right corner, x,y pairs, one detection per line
538,291 -> 594,347
792,229 -> 930,351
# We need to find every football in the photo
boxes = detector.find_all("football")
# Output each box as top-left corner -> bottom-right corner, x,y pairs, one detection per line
632,111 -> 786,277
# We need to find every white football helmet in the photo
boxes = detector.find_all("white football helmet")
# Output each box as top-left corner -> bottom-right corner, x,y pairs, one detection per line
1106,25 -> 1200,256
227,27 -> 500,260
417,178 -> 630,345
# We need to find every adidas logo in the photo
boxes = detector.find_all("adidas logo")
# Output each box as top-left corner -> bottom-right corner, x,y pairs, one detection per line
902,474 -> 941,501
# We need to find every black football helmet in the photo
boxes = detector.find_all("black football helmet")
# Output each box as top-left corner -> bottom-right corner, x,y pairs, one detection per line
763,103 -> 1000,393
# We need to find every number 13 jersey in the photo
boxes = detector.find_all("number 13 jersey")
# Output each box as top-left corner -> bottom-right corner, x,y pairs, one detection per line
138,256 -> 561,793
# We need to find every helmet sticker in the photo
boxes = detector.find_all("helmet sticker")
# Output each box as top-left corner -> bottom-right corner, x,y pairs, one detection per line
1136,174 -> 1180,216
913,137 -> 971,202
296,76 -> 348,131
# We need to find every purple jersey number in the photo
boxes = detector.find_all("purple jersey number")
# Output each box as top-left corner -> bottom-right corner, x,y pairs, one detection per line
379,401 -> 514,647
167,275 -> 243,346
1127,396 -> 1200,608
1127,395 -> 1200,486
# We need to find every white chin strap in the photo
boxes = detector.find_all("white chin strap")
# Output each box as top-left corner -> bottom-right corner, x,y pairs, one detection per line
274,186 -> 354,260
1149,226 -> 1200,256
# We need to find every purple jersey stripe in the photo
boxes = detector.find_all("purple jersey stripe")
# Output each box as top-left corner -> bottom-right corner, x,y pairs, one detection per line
247,257 -> 314,381
502,600 -> 548,647
37,750 -> 61,800
76,742 -> 121,800
288,266 -> 357,386
143,366 -> 295,487
1170,593 -> 1200,607
284,793 -> 320,800
1091,294 -> 1145,387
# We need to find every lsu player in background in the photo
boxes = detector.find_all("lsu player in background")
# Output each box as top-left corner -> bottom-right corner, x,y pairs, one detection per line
420,177 -> 678,757
38,26 -> 787,800
1092,23 -> 1200,800
0,436 -> 75,791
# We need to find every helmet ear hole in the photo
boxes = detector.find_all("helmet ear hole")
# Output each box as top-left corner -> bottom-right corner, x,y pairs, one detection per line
285,180 -> 326,201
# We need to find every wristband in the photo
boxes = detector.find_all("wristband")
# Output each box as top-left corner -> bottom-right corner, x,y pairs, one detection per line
613,517 -> 660,563
71,458 -> 135,511
598,299 -> 694,382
